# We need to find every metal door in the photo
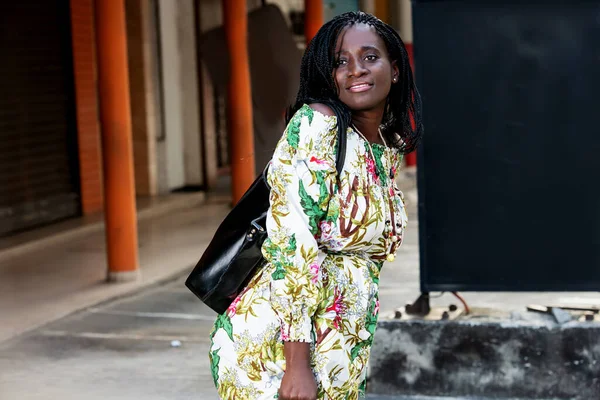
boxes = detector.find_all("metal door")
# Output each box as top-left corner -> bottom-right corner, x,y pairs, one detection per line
0,1 -> 80,236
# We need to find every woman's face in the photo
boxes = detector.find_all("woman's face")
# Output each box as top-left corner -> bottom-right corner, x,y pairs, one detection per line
334,23 -> 398,113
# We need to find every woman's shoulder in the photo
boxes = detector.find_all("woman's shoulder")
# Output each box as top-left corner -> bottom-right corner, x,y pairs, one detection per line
290,103 -> 337,123
282,104 -> 338,158
307,103 -> 335,117
287,103 -> 337,138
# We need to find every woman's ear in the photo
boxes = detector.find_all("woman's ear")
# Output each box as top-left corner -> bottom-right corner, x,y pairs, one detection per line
391,61 -> 400,83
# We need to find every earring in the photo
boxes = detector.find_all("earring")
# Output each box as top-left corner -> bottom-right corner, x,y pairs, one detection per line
393,77 -> 398,83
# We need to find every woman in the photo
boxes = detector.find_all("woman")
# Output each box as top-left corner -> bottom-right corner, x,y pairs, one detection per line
209,11 -> 423,400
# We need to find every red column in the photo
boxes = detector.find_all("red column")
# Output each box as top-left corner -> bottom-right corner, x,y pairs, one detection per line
95,0 -> 140,281
223,0 -> 256,204
405,43 -> 417,167
304,0 -> 323,44
374,0 -> 390,23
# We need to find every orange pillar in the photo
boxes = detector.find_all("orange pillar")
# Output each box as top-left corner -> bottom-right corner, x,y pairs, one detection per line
223,0 -> 255,204
70,0 -> 104,215
95,0 -> 140,281
374,0 -> 390,23
304,0 -> 323,44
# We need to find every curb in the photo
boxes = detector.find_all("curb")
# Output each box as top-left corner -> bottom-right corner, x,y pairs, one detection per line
369,318 -> 600,399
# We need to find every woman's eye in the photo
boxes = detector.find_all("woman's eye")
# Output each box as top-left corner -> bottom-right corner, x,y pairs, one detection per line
336,59 -> 347,66
365,55 -> 378,61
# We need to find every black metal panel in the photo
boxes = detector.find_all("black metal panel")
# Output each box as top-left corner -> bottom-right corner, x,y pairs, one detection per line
0,1 -> 80,236
413,0 -> 600,291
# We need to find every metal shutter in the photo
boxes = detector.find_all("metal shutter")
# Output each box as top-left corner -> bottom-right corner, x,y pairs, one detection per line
0,1 -> 80,236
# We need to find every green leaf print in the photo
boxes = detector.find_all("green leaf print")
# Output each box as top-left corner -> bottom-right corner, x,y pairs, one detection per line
210,348 -> 220,387
368,264 -> 380,285
350,300 -> 379,362
215,313 -> 234,341
271,263 -> 286,280
298,180 -> 325,235
359,379 -> 367,396
350,341 -> 366,362
288,235 -> 297,252
286,105 -> 314,149
286,117 -> 300,149
351,330 -> 376,361
267,235 -> 296,281
213,315 -> 223,331
363,299 -> 379,339
262,238 -> 278,258
316,171 -> 329,209
326,201 -> 340,223
371,144 -> 388,186
306,106 -> 314,124
366,312 -> 378,335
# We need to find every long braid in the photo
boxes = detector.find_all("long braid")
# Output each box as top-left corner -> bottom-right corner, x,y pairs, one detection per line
287,12 -> 423,153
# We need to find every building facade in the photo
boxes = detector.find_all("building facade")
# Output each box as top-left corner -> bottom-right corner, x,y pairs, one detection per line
0,0 -> 411,238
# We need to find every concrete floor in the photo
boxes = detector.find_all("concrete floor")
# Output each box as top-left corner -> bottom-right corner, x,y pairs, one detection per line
0,275 -> 219,400
0,272 -> 566,399
0,192 -> 217,343
0,271 -> 562,400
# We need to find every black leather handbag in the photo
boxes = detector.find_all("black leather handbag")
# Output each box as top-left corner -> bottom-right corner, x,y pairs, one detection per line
185,129 -> 347,315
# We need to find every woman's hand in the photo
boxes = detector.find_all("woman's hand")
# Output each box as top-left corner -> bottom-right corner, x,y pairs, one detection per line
279,342 -> 318,400
279,364 -> 317,400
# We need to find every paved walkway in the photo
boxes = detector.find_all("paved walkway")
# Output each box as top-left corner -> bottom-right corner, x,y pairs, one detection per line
0,192 -> 225,343
1,170 -> 598,399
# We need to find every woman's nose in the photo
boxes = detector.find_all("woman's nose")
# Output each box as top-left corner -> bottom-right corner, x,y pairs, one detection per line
348,58 -> 368,77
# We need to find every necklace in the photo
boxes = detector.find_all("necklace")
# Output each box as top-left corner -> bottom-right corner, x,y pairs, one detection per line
352,125 -> 400,263
352,125 -> 387,164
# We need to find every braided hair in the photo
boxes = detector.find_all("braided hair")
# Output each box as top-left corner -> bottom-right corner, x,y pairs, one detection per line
287,11 -> 423,153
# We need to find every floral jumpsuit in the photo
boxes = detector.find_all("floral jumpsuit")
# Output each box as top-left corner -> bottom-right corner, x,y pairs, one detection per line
209,104 -> 407,399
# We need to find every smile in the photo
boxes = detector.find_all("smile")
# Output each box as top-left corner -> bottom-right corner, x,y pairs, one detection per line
348,83 -> 373,93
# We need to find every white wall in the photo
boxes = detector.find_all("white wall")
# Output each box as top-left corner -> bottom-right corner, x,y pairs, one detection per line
360,0 -> 376,14
158,0 -> 185,190
397,0 -> 413,44
157,0 -> 203,191
178,0 -> 203,187
198,0 -> 223,33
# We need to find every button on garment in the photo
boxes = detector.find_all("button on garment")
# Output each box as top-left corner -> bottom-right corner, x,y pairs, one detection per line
209,104 -> 408,400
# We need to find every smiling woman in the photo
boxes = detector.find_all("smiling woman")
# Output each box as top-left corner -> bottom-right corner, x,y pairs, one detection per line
334,25 -> 397,134
208,11 -> 423,400
289,11 -> 423,152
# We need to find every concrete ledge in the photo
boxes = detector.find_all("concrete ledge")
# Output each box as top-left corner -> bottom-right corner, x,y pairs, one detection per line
369,317 -> 600,399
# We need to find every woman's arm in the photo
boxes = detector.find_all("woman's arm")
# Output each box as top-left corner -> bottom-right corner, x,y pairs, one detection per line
264,104 -> 338,399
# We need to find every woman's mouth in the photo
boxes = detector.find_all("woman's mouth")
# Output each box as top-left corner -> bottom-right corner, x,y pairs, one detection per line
348,83 -> 373,93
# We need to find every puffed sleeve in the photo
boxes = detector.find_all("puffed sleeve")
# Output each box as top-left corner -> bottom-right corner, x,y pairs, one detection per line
261,104 -> 338,342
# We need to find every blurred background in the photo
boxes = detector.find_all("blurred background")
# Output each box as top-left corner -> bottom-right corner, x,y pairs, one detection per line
0,0 -> 599,399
